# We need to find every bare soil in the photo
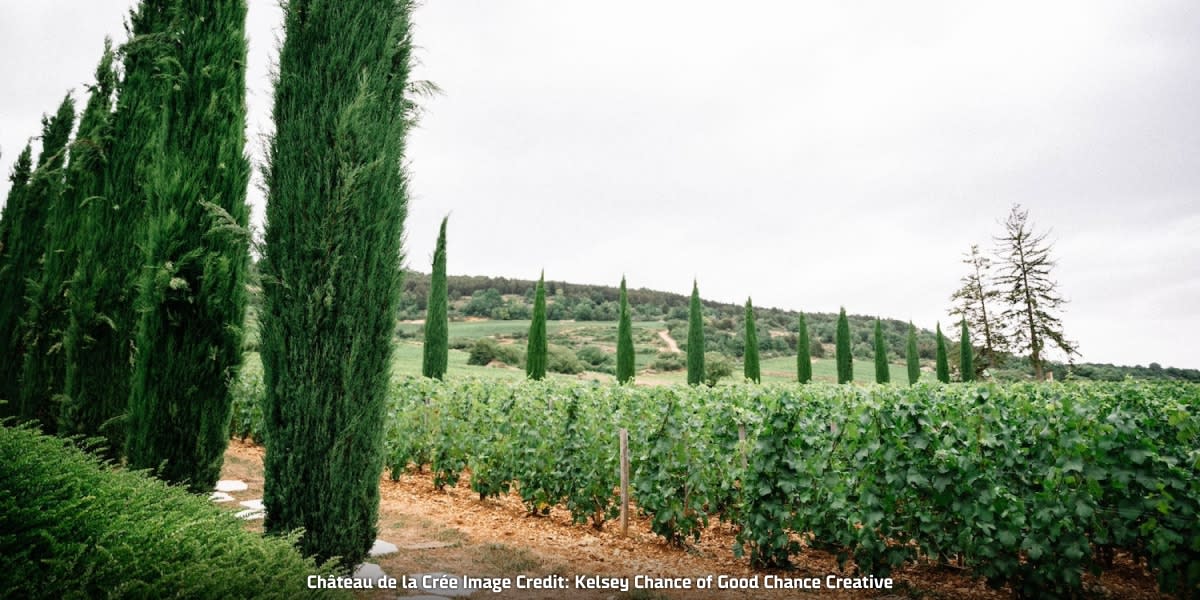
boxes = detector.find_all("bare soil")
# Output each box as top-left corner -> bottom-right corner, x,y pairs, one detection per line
219,440 -> 1171,600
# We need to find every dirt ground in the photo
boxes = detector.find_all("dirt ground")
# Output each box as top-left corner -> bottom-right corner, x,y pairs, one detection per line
219,440 -> 1172,600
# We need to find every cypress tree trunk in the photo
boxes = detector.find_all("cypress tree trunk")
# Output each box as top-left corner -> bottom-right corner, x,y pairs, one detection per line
743,298 -> 760,383
616,276 -> 634,384
125,0 -> 251,493
935,323 -> 950,383
262,0 -> 413,569
796,313 -> 812,383
835,307 -> 852,384
873,319 -> 890,384
906,322 -> 920,385
59,42 -> 119,448
526,273 -> 548,380
960,319 -> 974,382
67,2 -> 173,458
7,99 -> 75,428
422,217 -> 448,380
0,144 -> 34,418
686,281 -> 705,386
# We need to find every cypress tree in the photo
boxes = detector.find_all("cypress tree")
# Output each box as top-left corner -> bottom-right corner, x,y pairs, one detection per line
796,312 -> 812,383
686,280 -> 705,386
616,276 -> 634,384
835,307 -> 852,384
58,42 -> 119,446
262,0 -> 414,568
4,99 -> 76,426
0,144 -> 34,417
66,2 -> 173,458
960,319 -> 975,382
743,298 -> 760,383
125,0 -> 251,492
935,322 -> 950,383
422,216 -> 448,380
873,319 -> 890,384
526,272 -> 548,380
906,321 -> 920,385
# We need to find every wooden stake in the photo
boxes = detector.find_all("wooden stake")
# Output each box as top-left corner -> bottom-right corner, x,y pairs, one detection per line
619,428 -> 629,536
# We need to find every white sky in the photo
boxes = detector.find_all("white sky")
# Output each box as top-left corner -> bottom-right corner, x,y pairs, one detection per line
1,1 -> 1197,369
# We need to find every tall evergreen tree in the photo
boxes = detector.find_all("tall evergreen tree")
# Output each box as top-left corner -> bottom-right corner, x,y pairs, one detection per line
743,298 -> 760,383
935,322 -> 950,383
422,216 -> 448,379
906,321 -> 920,385
960,319 -> 974,382
67,1 -> 174,457
616,276 -> 634,384
796,313 -> 812,383
125,0 -> 251,492
686,280 -> 705,386
835,307 -> 852,384
873,318 -> 890,384
526,272 -> 547,380
262,0 -> 414,569
0,144 -> 34,417
59,42 -> 121,448
950,244 -> 1005,373
994,204 -> 1078,380
4,99 -> 76,426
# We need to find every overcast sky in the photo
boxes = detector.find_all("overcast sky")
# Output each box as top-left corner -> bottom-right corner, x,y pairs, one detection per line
1,1 -> 1198,369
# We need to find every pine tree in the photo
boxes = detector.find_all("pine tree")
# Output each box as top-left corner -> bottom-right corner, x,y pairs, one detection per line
526,272 -> 547,380
686,280 -> 705,386
960,319 -> 974,382
906,321 -> 920,385
4,99 -> 76,427
262,0 -> 414,569
935,322 -> 950,383
796,313 -> 812,383
616,276 -> 634,384
873,319 -> 890,384
743,298 -> 760,383
950,244 -> 1005,374
66,2 -> 174,458
994,204 -> 1078,380
835,307 -> 852,384
422,216 -> 448,380
125,0 -> 252,493
0,144 -> 34,418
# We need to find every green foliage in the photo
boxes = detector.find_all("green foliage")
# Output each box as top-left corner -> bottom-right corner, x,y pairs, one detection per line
526,274 -> 548,380
0,144 -> 34,418
0,423 -> 351,599
125,0 -> 251,494
686,281 -> 705,385
704,352 -> 734,387
836,307 -> 853,384
18,96 -> 78,434
936,323 -> 950,383
261,0 -> 413,569
546,344 -> 584,375
616,277 -> 635,384
873,319 -> 890,384
960,319 -> 975,382
229,352 -> 266,443
797,313 -> 812,383
906,322 -> 920,385
422,217 -> 449,379
652,351 -> 685,372
743,298 -> 760,383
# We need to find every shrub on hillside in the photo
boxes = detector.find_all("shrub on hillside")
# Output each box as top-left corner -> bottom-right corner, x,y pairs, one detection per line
576,346 -> 614,371
704,352 -> 733,387
652,352 -> 685,372
547,344 -> 584,374
467,338 -> 500,365
0,423 -> 350,600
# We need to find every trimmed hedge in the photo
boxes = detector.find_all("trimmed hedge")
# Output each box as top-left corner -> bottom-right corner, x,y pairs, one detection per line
0,423 -> 350,599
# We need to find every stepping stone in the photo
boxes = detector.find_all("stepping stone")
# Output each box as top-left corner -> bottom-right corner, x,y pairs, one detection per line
239,499 -> 265,510
401,541 -> 453,550
235,509 -> 265,521
352,562 -> 387,582
414,573 -> 476,598
209,491 -> 234,503
215,479 -> 248,493
369,539 -> 399,557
